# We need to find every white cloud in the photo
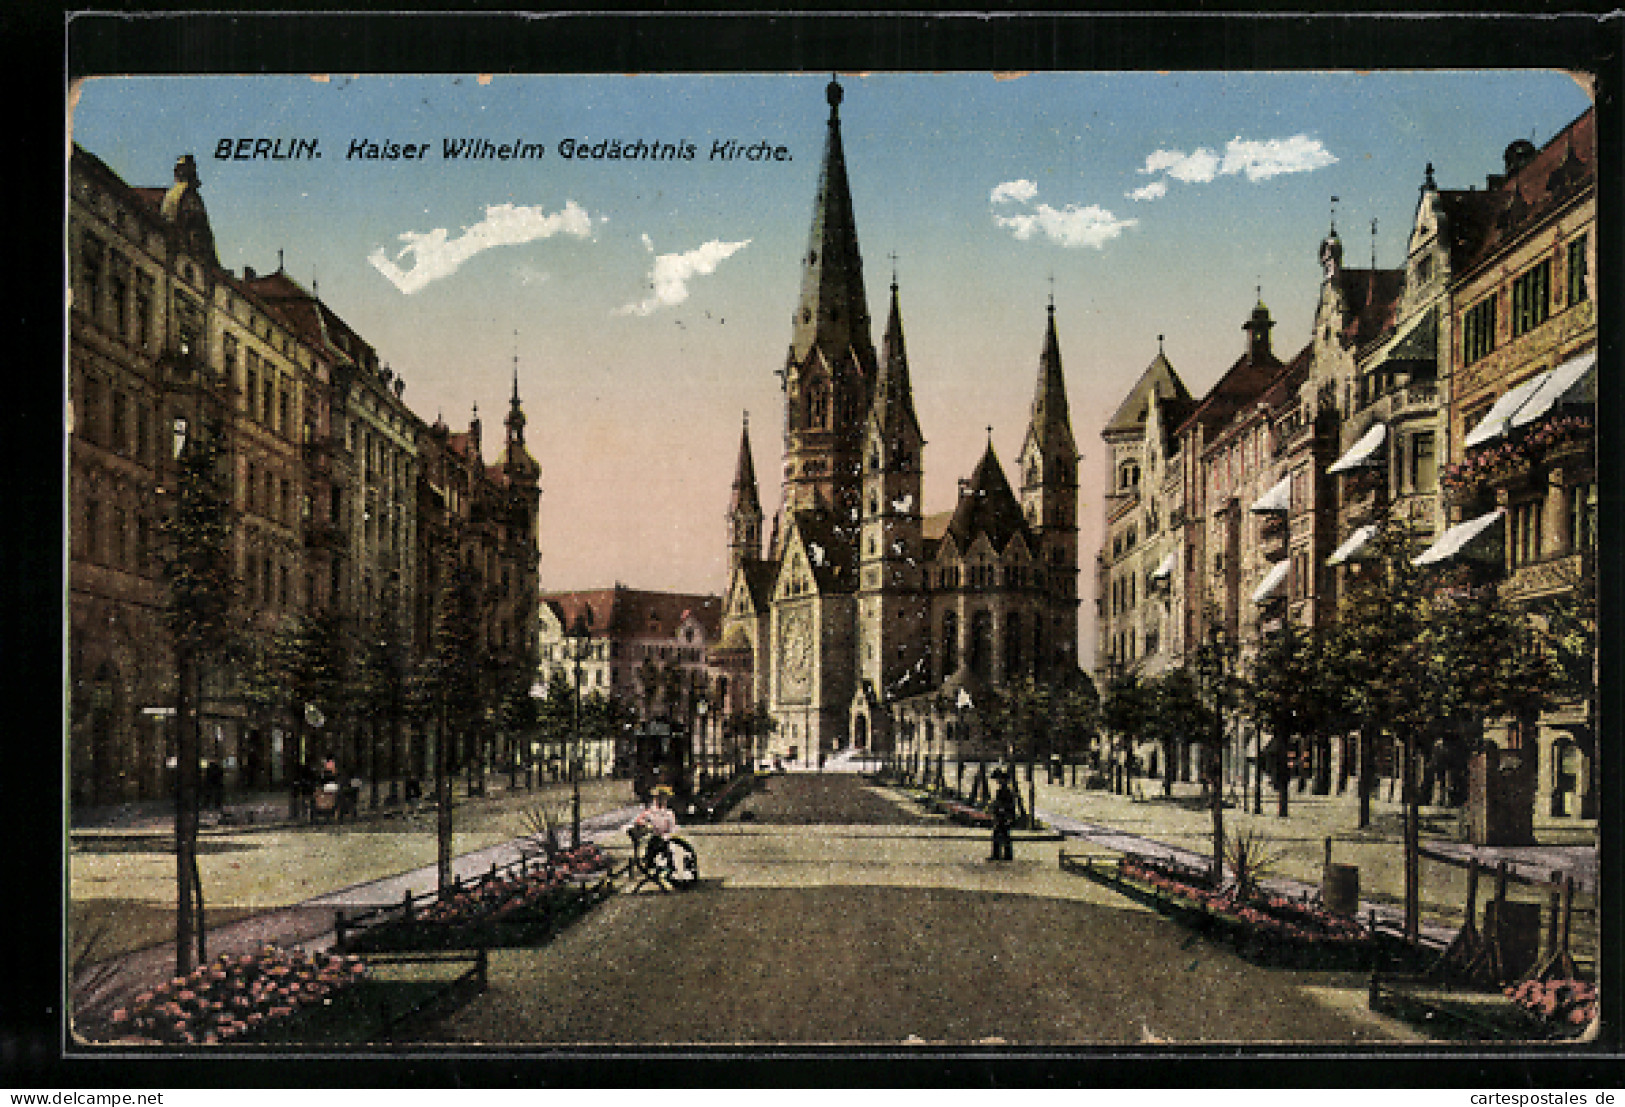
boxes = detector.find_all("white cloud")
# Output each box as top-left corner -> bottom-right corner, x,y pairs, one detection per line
1135,134 -> 1338,195
369,200 -> 594,294
989,178 -> 1040,205
1220,135 -> 1339,181
1141,146 -> 1223,184
615,237 -> 751,317
993,202 -> 1138,250
1126,179 -> 1168,202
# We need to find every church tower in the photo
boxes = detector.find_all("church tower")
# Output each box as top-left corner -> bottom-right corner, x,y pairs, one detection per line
780,78 -> 878,530
728,412 -> 764,572
857,275 -> 927,708
1017,301 -> 1081,675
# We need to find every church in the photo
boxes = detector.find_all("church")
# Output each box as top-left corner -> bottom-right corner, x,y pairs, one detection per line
716,79 -> 1083,763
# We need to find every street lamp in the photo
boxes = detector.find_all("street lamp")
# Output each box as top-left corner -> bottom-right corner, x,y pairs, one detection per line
695,697 -> 709,790
565,610 -> 591,849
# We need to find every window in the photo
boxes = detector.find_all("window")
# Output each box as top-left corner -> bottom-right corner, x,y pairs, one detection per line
136,403 -> 150,461
81,376 -> 104,448
246,354 -> 260,417
133,273 -> 153,349
84,498 -> 101,561
263,377 -> 275,426
222,333 -> 239,378
1409,431 -> 1436,492
1510,500 -> 1542,568
1462,294 -> 1497,364
78,237 -> 103,319
1511,259 -> 1552,338
136,516 -> 150,573
1567,236 -> 1589,307
109,259 -> 129,337
940,611 -> 959,677
112,507 -> 127,568
111,391 -> 128,455
1567,482 -> 1596,552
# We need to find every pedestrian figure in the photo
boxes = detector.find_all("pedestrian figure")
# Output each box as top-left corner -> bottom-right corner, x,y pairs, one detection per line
204,760 -> 225,810
989,769 -> 1016,862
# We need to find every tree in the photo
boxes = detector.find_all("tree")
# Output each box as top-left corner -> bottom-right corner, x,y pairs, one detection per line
410,562 -> 482,896
1243,616 -> 1319,817
1145,667 -> 1204,797
535,669 -> 575,779
250,608 -> 348,809
1100,668 -> 1151,795
157,412 -> 236,976
1192,626 -> 1240,884
355,592 -> 411,805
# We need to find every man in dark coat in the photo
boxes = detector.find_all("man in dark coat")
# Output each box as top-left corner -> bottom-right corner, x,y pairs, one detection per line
989,770 -> 1016,862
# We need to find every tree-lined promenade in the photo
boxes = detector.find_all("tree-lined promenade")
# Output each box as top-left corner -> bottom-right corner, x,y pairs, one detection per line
74,772 -> 1440,1045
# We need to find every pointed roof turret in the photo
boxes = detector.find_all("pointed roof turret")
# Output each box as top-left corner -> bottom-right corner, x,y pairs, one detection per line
787,76 -> 875,375
731,411 -> 762,516
499,364 -> 539,477
870,276 -> 923,444
947,441 -> 1030,554
1027,302 -> 1078,458
1106,341 -> 1191,434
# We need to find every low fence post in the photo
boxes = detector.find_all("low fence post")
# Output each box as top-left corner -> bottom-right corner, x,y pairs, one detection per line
334,909 -> 348,951
402,888 -> 414,920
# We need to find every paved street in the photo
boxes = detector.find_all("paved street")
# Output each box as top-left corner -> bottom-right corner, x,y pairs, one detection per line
432,772 -> 1408,1045
70,767 -> 1595,1046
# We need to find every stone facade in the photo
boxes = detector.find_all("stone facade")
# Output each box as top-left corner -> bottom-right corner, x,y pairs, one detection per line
1090,106 -> 1597,828
67,144 -> 540,805
722,80 -> 1083,763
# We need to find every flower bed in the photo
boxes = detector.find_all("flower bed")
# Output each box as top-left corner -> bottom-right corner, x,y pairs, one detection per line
105,946 -> 368,1045
344,846 -> 613,953
1504,978 -> 1598,1033
932,798 -> 994,828
1103,855 -> 1378,968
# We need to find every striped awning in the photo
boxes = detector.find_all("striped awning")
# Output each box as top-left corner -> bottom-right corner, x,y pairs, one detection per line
1251,560 -> 1290,604
1463,351 -> 1595,449
1414,509 -> 1505,566
1327,524 -> 1378,566
1328,423 -> 1388,474
1249,475 -> 1291,514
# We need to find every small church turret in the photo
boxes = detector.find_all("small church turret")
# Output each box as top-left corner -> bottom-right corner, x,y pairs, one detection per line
857,274 -> 927,702
1018,299 -> 1081,675
728,411 -> 764,571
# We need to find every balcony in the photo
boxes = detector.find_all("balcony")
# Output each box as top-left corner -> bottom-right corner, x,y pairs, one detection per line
1258,514 -> 1289,559
1342,485 -> 1383,527
303,434 -> 339,475
1501,551 -> 1586,606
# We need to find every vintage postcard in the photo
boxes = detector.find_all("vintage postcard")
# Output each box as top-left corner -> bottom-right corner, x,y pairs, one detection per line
64,33 -> 1603,1058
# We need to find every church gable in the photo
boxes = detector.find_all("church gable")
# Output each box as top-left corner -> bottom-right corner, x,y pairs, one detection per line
774,530 -> 817,602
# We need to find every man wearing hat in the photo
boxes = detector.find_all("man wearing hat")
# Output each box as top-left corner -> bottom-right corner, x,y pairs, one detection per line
989,769 -> 1017,862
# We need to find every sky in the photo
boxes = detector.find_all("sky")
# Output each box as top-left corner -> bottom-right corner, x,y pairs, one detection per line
68,70 -> 1594,668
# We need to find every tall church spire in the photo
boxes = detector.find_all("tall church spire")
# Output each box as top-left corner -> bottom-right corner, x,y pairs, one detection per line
780,76 -> 878,524
787,77 -> 875,374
